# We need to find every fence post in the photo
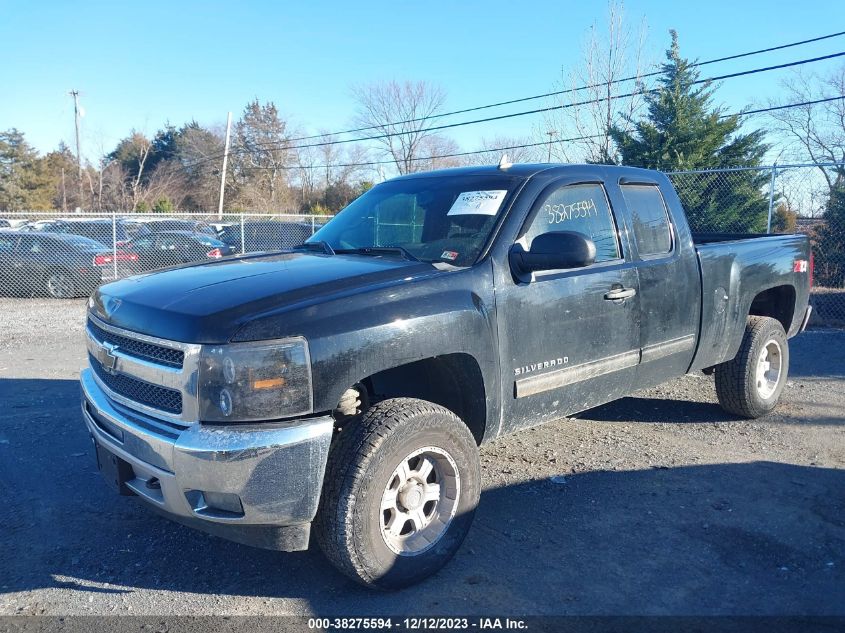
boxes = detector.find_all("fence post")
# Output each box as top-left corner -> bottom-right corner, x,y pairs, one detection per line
766,163 -> 778,234
240,213 -> 245,254
311,216 -> 316,235
111,210 -> 118,279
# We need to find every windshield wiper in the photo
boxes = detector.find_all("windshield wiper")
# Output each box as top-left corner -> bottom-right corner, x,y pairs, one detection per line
337,246 -> 420,262
294,241 -> 335,255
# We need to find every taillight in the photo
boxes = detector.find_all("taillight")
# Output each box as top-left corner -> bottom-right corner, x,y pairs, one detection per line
93,254 -> 112,266
116,250 -> 138,262
809,251 -> 814,288
207,248 -> 223,258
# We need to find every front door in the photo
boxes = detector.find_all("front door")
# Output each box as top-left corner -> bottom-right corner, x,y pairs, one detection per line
496,180 -> 640,433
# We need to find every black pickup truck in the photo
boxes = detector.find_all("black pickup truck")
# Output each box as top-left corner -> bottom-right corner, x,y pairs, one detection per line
81,164 -> 812,589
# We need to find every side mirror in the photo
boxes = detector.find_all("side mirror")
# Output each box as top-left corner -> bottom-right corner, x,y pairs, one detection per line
510,231 -> 597,274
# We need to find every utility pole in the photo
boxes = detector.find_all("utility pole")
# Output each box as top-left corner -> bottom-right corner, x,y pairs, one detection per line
217,111 -> 233,220
546,130 -> 557,163
69,90 -> 84,208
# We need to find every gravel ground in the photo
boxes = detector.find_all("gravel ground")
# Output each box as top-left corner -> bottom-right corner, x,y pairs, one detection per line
0,298 -> 843,616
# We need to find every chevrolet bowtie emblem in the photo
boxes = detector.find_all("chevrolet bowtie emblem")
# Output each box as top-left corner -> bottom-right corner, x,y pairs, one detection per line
97,342 -> 119,374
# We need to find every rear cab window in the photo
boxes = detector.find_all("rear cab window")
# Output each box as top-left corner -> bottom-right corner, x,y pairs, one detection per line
620,184 -> 674,257
523,182 -> 621,263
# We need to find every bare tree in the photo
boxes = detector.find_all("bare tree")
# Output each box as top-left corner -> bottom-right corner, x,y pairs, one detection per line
351,80 -> 447,175
467,136 -> 541,166
766,66 -> 845,189
294,133 -> 372,210
412,135 -> 462,172
128,134 -> 152,209
542,0 -> 648,163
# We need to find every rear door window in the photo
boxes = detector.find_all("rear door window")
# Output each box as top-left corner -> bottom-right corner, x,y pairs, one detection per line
621,185 -> 673,256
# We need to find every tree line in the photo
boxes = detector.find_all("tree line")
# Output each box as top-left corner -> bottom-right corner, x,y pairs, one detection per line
1,4 -> 843,237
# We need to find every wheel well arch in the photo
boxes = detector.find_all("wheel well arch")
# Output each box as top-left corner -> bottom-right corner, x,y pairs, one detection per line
748,284 -> 796,332
354,353 -> 488,445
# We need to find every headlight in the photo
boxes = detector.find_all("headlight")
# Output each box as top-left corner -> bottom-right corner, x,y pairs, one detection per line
198,337 -> 313,422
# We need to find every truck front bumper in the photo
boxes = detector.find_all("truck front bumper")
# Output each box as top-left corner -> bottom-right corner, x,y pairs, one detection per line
80,368 -> 334,551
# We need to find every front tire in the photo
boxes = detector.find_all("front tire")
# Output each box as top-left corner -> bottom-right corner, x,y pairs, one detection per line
715,316 -> 789,418
315,398 -> 481,590
45,270 -> 77,298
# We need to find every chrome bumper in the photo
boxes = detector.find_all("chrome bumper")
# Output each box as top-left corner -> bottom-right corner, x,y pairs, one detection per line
80,368 -> 333,551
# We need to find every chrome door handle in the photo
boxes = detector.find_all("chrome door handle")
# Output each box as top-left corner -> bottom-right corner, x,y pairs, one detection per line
604,287 -> 636,301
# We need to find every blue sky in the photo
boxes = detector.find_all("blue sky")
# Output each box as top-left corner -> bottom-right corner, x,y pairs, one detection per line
2,0 -> 844,163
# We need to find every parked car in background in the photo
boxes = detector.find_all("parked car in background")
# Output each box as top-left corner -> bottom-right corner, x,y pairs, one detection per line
18,219 -> 58,232
0,230 -> 104,298
209,221 -> 236,238
0,219 -> 10,228
37,219 -> 150,247
139,219 -> 216,236
219,220 -> 315,252
121,231 -> 235,272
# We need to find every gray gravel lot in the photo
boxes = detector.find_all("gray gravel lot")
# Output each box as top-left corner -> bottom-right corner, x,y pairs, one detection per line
0,298 -> 843,616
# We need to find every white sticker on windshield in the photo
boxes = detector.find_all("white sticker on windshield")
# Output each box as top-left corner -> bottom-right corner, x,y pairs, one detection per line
447,190 -> 507,216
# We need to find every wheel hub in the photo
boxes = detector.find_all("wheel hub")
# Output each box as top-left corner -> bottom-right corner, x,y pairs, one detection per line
755,339 -> 783,399
379,446 -> 460,556
398,482 -> 425,511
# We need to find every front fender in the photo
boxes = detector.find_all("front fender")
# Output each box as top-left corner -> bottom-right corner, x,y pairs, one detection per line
232,264 -> 501,434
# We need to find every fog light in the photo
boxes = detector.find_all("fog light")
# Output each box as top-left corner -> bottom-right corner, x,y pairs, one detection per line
184,490 -> 244,517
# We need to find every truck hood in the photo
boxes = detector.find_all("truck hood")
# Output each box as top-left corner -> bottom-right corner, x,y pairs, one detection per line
90,251 -> 440,343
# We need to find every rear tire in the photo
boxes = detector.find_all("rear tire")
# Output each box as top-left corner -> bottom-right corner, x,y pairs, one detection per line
715,316 -> 789,418
315,398 -> 481,590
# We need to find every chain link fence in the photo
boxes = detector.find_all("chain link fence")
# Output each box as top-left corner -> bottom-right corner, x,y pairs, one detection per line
0,212 -> 332,299
668,162 -> 845,327
1,164 -> 843,326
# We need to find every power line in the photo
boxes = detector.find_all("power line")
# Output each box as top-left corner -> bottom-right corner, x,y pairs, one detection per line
185,50 -> 845,168
280,30 -> 845,143
733,95 -> 845,117
234,95 -> 845,172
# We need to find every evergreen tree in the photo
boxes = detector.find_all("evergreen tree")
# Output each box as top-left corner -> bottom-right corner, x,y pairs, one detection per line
42,143 -> 81,210
815,185 -> 845,287
611,31 -> 770,232
0,129 -> 52,210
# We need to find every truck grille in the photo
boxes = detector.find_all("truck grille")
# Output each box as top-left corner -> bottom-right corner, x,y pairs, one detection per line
87,319 -> 184,368
89,352 -> 183,414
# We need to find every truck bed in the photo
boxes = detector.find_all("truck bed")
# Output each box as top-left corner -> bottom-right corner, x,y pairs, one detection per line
690,232 -> 811,372
691,232 -> 776,244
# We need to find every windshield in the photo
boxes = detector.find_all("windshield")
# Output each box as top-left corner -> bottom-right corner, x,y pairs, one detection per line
308,174 -> 522,266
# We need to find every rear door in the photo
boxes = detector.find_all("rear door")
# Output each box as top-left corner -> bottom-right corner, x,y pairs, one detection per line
496,177 -> 641,432
612,181 -> 701,389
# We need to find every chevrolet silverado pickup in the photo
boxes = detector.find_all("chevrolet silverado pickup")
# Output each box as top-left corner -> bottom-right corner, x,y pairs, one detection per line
81,164 -> 812,589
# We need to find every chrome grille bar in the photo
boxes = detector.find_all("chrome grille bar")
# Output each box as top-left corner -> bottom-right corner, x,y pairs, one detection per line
86,313 -> 202,425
